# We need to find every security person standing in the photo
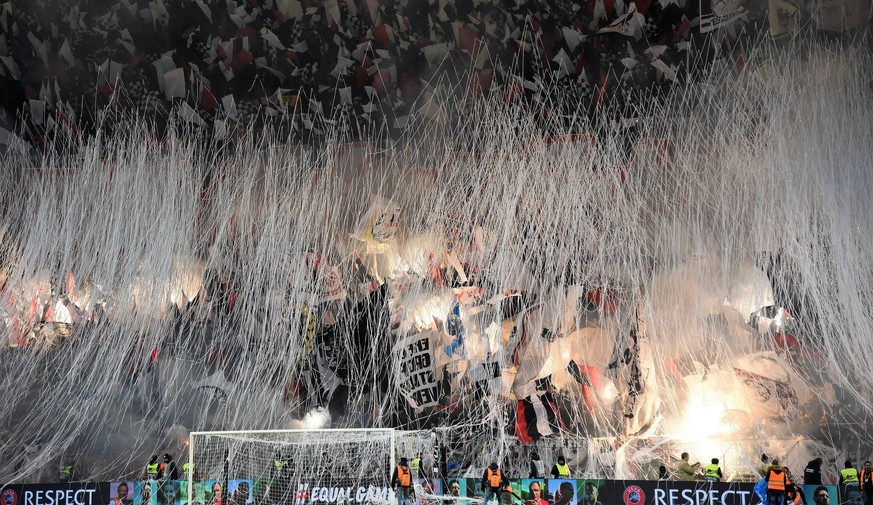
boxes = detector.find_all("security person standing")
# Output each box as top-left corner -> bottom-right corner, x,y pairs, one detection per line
392,457 -> 413,505
182,461 -> 195,479
269,451 -> 292,504
703,458 -> 723,482
272,452 -> 286,479
145,455 -> 160,480
59,462 -> 75,483
804,458 -> 823,485
483,461 -> 510,505
840,460 -> 861,505
766,460 -> 793,505
529,452 -> 545,479
551,455 -> 571,479
858,461 -> 873,505
158,453 -> 179,480
411,453 -> 423,479
842,461 -> 860,485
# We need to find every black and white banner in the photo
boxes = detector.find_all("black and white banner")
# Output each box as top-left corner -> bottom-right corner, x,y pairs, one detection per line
393,332 -> 439,409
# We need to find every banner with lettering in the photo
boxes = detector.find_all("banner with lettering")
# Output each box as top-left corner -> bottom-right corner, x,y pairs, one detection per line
0,480 -> 842,505
626,481 -> 764,505
0,483 -> 110,505
393,331 -> 440,409
457,479 -> 766,505
289,483 -> 391,505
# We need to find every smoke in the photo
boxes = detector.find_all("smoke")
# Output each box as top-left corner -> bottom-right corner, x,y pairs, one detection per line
289,408 -> 332,430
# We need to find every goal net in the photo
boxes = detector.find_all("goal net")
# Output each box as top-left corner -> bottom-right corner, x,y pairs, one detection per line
188,429 -> 396,505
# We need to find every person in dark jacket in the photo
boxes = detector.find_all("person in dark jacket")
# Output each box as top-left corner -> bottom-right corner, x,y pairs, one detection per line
158,454 -> 179,480
805,458 -> 823,485
391,457 -> 413,505
859,460 -> 873,505
529,452 -> 544,478
482,462 -> 510,505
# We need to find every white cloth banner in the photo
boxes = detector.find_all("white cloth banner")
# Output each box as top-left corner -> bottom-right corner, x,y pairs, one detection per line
393,332 -> 439,410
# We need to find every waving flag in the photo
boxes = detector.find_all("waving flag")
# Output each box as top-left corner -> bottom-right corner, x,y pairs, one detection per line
515,376 -> 565,443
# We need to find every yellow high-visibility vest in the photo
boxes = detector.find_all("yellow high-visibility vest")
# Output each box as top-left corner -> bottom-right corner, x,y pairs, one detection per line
842,468 -> 860,483
704,464 -> 721,479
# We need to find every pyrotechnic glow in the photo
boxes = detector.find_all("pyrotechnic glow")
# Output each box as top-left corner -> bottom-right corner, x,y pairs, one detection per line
50,299 -> 72,324
600,379 -> 618,404
168,259 -> 205,308
410,294 -> 454,331
289,408 -> 332,430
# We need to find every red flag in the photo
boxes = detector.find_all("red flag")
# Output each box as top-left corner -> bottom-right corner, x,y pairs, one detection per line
231,50 -> 254,74
515,401 -> 534,443
457,26 -> 478,54
201,87 -> 218,111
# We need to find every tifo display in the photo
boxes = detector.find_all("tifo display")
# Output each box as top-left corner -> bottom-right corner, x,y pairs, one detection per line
0,11 -> 871,486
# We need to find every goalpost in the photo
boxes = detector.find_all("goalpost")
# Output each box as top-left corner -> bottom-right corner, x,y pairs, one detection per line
188,429 -> 397,505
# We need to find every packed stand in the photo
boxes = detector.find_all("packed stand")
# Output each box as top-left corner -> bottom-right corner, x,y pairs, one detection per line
1,0 -> 869,150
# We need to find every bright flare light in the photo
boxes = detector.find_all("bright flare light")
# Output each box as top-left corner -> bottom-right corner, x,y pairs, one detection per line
674,367 -> 752,442
600,379 -> 618,404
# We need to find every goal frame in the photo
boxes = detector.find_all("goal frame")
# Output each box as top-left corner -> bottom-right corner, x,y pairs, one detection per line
187,428 -> 397,503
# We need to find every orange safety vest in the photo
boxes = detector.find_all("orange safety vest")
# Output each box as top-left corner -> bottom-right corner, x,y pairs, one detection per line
397,465 -> 411,487
487,468 -> 502,488
768,469 -> 790,491
860,469 -> 873,488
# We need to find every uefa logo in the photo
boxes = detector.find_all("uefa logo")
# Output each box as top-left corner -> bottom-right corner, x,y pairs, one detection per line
623,485 -> 645,505
2,489 -> 18,505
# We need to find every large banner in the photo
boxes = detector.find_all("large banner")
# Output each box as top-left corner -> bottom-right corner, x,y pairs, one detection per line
629,481 -> 760,505
291,483 -> 391,505
448,479 -> 765,505
467,480 -> 840,505
393,332 -> 440,409
0,480 -> 843,505
0,483 -> 110,505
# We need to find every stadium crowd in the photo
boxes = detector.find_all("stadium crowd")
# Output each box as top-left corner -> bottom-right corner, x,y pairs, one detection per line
1,0 -> 869,149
